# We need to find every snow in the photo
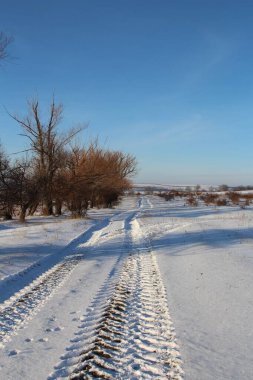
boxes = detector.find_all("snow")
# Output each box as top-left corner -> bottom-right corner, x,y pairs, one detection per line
0,216 -> 94,282
137,195 -> 253,379
0,194 -> 253,378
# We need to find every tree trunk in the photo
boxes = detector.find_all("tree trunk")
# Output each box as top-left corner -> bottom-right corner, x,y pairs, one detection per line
55,199 -> 62,215
48,201 -> 53,215
3,211 -> 12,220
28,202 -> 39,216
43,199 -> 53,215
19,205 -> 27,222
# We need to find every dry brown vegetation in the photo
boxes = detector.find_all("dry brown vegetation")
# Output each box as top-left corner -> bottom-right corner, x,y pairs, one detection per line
186,195 -> 198,207
158,189 -> 253,208
0,98 -> 137,221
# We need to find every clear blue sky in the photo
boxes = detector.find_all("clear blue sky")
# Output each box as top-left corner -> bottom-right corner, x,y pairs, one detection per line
1,0 -> 253,186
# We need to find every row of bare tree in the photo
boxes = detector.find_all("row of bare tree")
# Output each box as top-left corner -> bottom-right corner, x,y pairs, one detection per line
0,99 -> 137,221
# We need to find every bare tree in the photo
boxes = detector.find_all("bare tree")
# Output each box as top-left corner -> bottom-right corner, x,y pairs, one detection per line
7,98 -> 136,218
9,158 -> 41,222
10,98 -> 84,215
0,32 -> 13,61
0,146 -> 13,219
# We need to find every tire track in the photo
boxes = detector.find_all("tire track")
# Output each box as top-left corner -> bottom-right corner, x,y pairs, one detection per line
0,212 -> 131,346
49,217 -> 184,379
0,255 -> 81,345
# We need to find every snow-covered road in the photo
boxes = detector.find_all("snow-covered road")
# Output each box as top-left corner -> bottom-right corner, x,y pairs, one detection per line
0,197 -> 182,379
1,194 -> 253,379
49,216 -> 182,379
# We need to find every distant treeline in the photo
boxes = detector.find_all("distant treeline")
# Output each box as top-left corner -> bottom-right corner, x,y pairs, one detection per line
0,98 -> 137,221
157,190 -> 253,208
231,185 -> 253,191
135,184 -> 253,194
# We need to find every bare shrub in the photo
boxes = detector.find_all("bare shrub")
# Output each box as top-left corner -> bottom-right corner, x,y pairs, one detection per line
63,144 -> 136,217
215,198 -> 227,206
201,193 -> 219,205
186,195 -> 198,207
227,192 -> 240,205
241,193 -> 253,203
158,192 -> 175,201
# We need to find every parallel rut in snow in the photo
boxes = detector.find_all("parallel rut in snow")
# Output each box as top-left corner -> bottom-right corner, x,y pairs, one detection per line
50,248 -> 183,379
0,213 -> 131,346
0,256 -> 81,344
0,214 -> 130,346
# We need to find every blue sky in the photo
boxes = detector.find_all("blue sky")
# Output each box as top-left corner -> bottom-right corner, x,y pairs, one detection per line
1,0 -> 253,185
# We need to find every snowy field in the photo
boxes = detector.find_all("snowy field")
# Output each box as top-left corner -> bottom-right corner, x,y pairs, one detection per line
0,195 -> 253,379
